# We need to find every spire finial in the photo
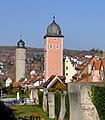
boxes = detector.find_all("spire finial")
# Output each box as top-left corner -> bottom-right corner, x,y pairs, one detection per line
20,33 -> 23,39
53,13 -> 55,21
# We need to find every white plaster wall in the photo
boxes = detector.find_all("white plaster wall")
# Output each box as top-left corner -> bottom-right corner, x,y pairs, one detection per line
65,56 -> 76,83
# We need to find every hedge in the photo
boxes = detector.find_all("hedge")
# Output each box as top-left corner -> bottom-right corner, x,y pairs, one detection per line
91,85 -> 105,120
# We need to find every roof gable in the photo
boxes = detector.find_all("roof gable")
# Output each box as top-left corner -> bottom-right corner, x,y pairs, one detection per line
43,75 -> 65,89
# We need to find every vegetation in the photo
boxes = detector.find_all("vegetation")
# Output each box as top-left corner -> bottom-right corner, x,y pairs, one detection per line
55,90 -> 70,120
65,94 -> 70,120
11,105 -> 57,120
55,91 -> 61,119
91,85 -> 105,120
38,90 -> 43,107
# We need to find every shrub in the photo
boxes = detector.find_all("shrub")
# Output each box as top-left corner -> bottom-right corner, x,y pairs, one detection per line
91,85 -> 105,120
64,94 -> 70,120
38,90 -> 43,107
55,91 -> 61,119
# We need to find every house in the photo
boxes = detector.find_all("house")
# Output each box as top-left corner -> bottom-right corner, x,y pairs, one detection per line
1,77 -> 12,87
5,78 -> 12,87
64,56 -> 76,83
91,60 -> 101,82
72,56 -> 97,82
72,55 -> 105,82
25,74 -> 43,88
91,59 -> 105,82
43,75 -> 66,91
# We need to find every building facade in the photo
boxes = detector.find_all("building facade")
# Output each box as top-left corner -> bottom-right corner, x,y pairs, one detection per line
64,56 -> 76,83
44,17 -> 64,81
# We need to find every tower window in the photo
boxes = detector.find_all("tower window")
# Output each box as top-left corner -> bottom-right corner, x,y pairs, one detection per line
49,44 -> 53,49
56,45 -> 59,49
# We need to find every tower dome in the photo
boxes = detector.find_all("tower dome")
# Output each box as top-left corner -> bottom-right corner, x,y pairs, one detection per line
44,17 -> 64,38
17,39 -> 25,48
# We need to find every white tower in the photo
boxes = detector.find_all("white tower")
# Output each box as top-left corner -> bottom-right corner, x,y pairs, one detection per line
16,39 -> 26,82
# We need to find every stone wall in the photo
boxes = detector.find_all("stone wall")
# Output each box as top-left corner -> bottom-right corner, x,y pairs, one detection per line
68,82 -> 100,120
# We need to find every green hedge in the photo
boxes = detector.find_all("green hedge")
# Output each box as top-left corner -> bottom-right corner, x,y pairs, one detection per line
55,91 -> 61,119
91,85 -> 105,120
39,90 -> 69,119
64,94 -> 70,120
55,91 -> 70,119
38,90 -> 43,107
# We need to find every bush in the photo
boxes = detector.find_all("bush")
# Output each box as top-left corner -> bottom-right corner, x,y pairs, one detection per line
64,94 -> 70,120
91,85 -> 105,120
55,91 -> 61,119
38,90 -> 43,107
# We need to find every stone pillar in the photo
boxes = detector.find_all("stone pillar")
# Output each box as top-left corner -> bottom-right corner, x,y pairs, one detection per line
17,91 -> 20,101
48,92 -> 55,119
33,89 -> 39,104
30,90 -> 33,102
68,82 -> 100,120
43,91 -> 48,112
68,83 -> 82,120
59,91 -> 66,120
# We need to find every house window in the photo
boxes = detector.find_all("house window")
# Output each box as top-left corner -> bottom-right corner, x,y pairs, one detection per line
66,73 -> 68,76
54,38 -> 57,40
49,44 -> 53,49
66,66 -> 68,70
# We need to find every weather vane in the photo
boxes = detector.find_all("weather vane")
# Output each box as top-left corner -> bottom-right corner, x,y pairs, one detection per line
20,33 -> 23,39
53,12 -> 55,21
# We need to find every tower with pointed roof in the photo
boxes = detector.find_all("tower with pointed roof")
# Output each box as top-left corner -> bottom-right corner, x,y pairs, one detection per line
16,39 -> 26,82
44,17 -> 64,81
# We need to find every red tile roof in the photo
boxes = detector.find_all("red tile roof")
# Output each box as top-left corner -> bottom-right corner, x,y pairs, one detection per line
43,75 -> 66,89
12,82 -> 21,87
92,60 -> 101,70
77,74 -> 92,82
75,65 -> 85,70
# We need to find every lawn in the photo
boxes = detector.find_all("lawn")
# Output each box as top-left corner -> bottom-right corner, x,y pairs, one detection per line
11,104 -> 57,120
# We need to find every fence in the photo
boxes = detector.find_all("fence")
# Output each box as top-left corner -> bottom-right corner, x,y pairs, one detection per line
18,116 -> 40,120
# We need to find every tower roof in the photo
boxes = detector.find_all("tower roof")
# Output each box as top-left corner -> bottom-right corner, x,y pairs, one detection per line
44,17 -> 64,38
17,39 -> 25,48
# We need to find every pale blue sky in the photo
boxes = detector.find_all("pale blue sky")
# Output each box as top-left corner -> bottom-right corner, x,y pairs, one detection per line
0,0 -> 105,50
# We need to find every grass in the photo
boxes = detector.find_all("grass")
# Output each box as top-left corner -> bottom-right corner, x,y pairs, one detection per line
11,104 -> 57,120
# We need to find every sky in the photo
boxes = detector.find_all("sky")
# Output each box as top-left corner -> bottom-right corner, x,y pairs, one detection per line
0,0 -> 105,50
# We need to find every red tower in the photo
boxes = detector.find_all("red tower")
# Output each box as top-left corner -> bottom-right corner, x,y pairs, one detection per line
44,17 -> 64,81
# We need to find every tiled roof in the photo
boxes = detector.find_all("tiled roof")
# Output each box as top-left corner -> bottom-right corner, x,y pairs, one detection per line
72,74 -> 79,79
31,76 -> 43,83
92,60 -> 101,70
12,82 -> 21,87
25,75 -> 39,84
101,60 -> 105,71
43,75 -> 65,89
75,65 -> 85,70
77,74 -> 92,82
